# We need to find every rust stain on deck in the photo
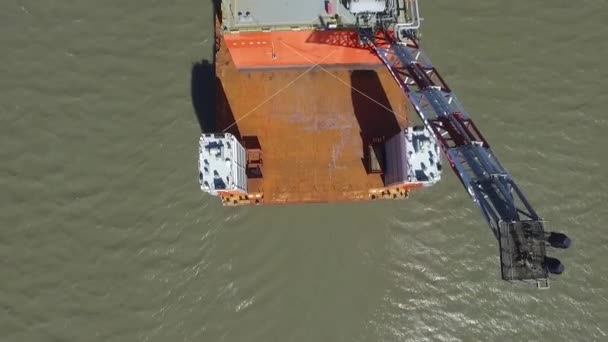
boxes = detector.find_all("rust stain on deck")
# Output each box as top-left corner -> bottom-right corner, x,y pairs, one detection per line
203,21 -> 412,205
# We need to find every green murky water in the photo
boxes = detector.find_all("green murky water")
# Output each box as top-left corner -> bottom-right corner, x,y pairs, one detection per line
2,1 -> 607,341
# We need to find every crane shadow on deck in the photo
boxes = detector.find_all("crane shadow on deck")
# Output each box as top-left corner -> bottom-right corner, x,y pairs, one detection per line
305,29 -> 366,49
350,70 -> 401,176
190,59 -> 241,139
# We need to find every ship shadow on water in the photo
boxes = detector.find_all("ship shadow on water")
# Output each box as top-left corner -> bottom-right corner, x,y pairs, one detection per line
191,0 -> 240,138
190,59 -> 241,139
350,70 -> 401,176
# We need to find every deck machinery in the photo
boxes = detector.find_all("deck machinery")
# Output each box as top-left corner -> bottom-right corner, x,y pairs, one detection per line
350,0 -> 571,287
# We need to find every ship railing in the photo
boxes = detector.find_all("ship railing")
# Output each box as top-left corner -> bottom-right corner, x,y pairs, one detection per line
394,0 -> 421,40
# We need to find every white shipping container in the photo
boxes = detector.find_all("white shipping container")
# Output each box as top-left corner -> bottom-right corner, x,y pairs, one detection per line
382,126 -> 443,188
198,133 -> 248,195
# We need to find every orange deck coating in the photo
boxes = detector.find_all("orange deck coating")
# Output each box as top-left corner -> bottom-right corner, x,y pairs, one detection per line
209,21 -> 415,204
224,30 -> 383,69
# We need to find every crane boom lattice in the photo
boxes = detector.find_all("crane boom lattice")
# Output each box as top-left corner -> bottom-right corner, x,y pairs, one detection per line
358,27 -> 557,285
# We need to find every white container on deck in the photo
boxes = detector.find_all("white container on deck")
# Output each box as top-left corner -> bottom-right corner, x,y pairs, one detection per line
383,126 -> 442,187
347,0 -> 387,14
198,133 -> 247,196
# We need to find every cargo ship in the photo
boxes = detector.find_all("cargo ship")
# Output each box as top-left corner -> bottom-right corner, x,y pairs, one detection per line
197,0 -> 441,206
195,0 -> 573,286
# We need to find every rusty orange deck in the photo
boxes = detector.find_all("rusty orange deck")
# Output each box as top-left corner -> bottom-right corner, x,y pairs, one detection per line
210,24 -> 416,205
